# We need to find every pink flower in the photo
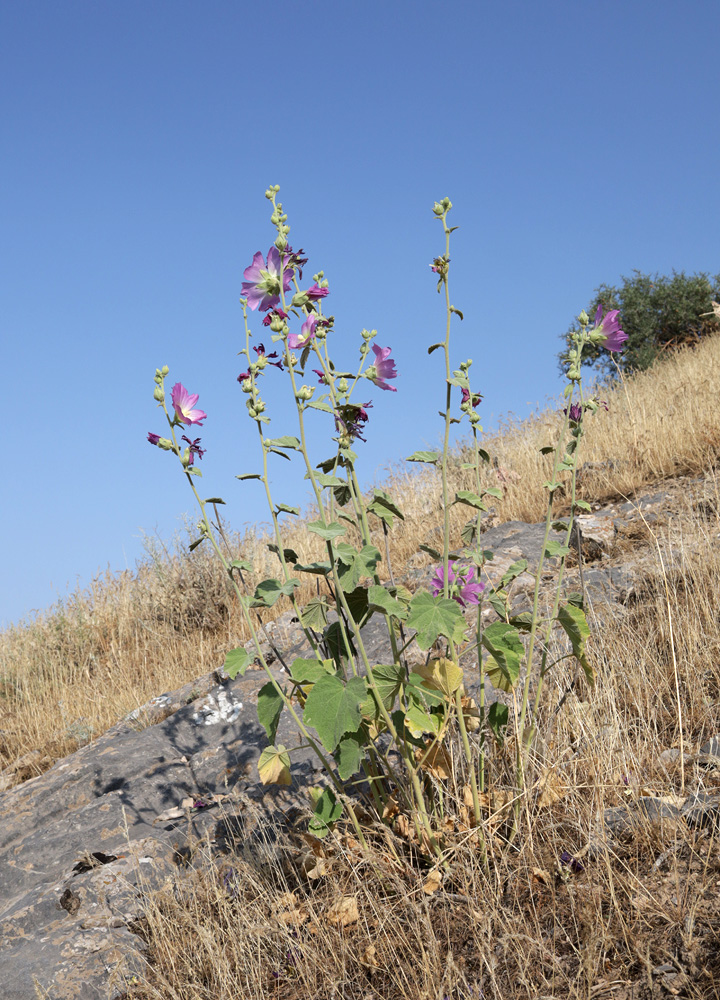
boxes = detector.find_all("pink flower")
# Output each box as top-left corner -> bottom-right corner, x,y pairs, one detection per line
288,313 -> 317,350
262,306 -> 288,328
369,344 -> 398,391
241,247 -> 293,312
171,383 -> 207,426
306,282 -> 329,301
594,306 -> 628,352
564,403 -> 582,422
430,562 -> 484,607
461,387 -> 482,408
147,432 -> 161,445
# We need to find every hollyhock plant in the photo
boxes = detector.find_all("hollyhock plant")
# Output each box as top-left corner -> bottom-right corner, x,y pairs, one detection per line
287,313 -> 317,350
593,305 -> 628,352
431,562 -> 484,607
368,344 -> 398,391
171,383 -> 206,425
242,247 -> 293,312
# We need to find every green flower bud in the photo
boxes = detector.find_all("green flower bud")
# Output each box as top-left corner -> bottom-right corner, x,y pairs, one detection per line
161,365 -> 169,376
296,385 -> 315,401
337,377 -> 349,394
265,188 -> 274,200
578,310 -> 589,326
240,378 -> 252,393
291,292 -> 309,307
180,448 -> 191,467
157,437 -> 173,450
432,202 -> 444,216
153,385 -> 165,402
275,236 -> 287,251
270,315 -> 285,332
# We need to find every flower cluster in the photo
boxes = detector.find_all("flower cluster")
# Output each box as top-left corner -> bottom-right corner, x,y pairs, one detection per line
430,562 -> 484,607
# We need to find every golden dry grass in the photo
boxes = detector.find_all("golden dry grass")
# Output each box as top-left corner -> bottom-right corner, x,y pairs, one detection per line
6,336 -> 720,997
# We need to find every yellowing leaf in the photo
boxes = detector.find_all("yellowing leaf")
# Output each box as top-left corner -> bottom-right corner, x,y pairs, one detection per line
258,745 -> 291,786
361,944 -> 379,968
460,695 -> 481,731
326,895 -> 359,927
415,740 -> 453,779
536,768 -> 567,809
484,655 -> 517,693
415,657 -> 464,698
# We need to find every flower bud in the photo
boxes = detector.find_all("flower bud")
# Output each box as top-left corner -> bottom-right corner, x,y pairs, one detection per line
153,385 -> 165,402
578,310 -> 589,326
296,385 -> 315,401
291,292 -> 309,307
157,437 -> 173,450
180,448 -> 191,467
337,377 -> 349,394
432,202 -> 444,216
161,365 -> 169,376
265,188 -> 274,200
240,378 -> 252,393
275,236 -> 287,251
365,365 -> 378,382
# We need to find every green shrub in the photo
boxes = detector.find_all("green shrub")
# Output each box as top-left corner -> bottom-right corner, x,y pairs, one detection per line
559,270 -> 720,376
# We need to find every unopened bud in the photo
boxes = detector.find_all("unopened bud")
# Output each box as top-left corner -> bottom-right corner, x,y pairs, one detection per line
337,377 -> 349,394
275,236 -> 287,251
153,385 -> 165,402
578,310 -> 590,326
296,385 -> 315,401
291,292 -> 308,308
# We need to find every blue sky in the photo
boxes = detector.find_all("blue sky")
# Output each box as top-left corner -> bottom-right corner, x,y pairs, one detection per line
2,0 -> 718,627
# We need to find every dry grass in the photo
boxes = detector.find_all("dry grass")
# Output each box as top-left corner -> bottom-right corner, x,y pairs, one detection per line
5,337 -> 720,997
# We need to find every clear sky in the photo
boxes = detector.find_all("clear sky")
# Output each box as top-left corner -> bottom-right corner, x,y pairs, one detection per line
2,0 -> 718,627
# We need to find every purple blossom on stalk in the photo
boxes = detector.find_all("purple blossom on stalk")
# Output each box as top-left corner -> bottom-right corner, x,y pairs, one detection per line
461,387 -> 482,408
181,435 -> 206,465
241,247 -> 292,312
253,343 -> 283,369
335,401 -> 372,442
147,432 -> 161,446
306,282 -> 329,301
593,305 -> 628,352
312,368 -> 328,384
288,313 -> 317,350
236,370 -> 251,383
430,562 -> 484,607
564,403 -> 582,422
262,306 -> 288,328
369,344 -> 398,391
171,383 -> 206,426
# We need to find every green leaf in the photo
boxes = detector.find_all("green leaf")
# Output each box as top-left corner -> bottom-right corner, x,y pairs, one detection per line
300,596 -> 331,630
508,611 -> 534,631
406,450 -> 440,464
186,466 -> 202,477
487,589 -> 508,619
265,436 -> 301,450
314,472 -> 346,487
404,704 -> 442,737
488,702 -> 509,742
419,543 -> 443,560
539,446 -> 555,456
258,745 -> 291,786
303,675 -> 368,751
461,519 -> 477,546
276,503 -> 300,516
188,537 -> 206,552
334,543 -> 382,593
334,732 -> 365,780
483,486 -> 503,499
290,657 -> 335,685
500,558 -> 528,588
482,622 -> 524,691
544,540 -> 570,559
563,384 -> 573,398
204,497 -> 225,504
551,521 -> 569,533
367,584 -> 408,620
406,674 -> 446,709
557,603 -> 594,685
236,473 -> 262,481
450,305 -> 464,320
308,787 -> 343,837
367,488 -> 404,527
333,484 -> 352,507
427,342 -> 444,354
306,399 -> 334,413
251,577 -> 300,608
361,662 -> 404,717
257,682 -> 284,743
268,448 -> 291,461
229,558 -> 253,573
307,520 -> 347,540
406,591 -> 466,650
267,544 -> 299,565
454,490 -> 487,511
573,499 -> 592,512
323,620 -> 355,667
293,560 -> 332,575
223,646 -> 252,679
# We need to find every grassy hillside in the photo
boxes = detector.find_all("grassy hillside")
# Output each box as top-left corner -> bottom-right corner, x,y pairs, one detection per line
7,335 -> 720,998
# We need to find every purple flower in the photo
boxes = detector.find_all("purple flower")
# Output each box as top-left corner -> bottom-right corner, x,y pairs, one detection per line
241,247 -> 293,312
564,403 -> 582,422
236,370 -> 251,383
461,387 -> 482,408
306,282 -> 329,301
559,850 -> 584,873
181,435 -> 206,465
253,343 -> 283,369
171,383 -> 206,426
312,368 -> 328,384
288,312 -> 317,350
594,305 -> 628,352
369,344 -> 398,392
282,245 -> 308,280
335,401 -> 372,442
147,432 -> 161,445
261,306 -> 288,328
430,562 -> 484,607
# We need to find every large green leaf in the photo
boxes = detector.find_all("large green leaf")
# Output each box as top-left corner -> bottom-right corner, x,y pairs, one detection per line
367,584 -> 408,620
557,603 -> 594,685
454,490 -> 487,511
300,596 -> 331,630
308,787 -> 343,837
500,558 -> 528,587
482,622 -> 524,691
406,450 -> 440,464
222,646 -> 253,679
406,591 -> 466,650
307,520 -> 347,541
334,732 -> 365,781
404,704 -> 442,737
333,543 -> 382,592
361,662 -> 405,718
290,657 -> 335,685
367,489 -> 405,527
257,682 -> 284,743
544,540 -> 570,559
251,577 -> 300,608
303,675 -> 367,751
265,436 -> 301,450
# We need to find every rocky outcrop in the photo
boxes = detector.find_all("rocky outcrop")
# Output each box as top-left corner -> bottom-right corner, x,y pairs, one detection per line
1,472 -> 716,998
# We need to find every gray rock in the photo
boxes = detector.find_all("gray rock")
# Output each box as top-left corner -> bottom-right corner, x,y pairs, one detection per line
682,790 -> 720,829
